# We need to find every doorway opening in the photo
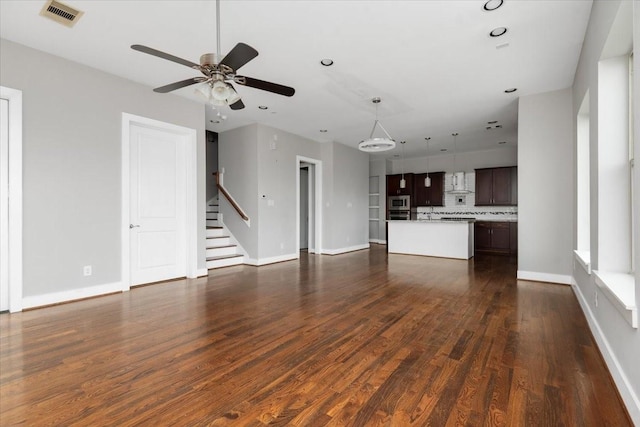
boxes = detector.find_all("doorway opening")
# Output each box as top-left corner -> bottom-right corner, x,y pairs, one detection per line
296,156 -> 322,255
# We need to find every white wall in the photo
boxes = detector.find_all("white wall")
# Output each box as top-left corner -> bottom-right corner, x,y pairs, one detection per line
570,1 -> 640,422
518,88 -> 574,283
0,39 -> 206,303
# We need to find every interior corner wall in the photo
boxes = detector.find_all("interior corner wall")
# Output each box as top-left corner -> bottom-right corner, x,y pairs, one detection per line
0,38 -> 206,301
218,124 -> 259,259
325,142 -> 370,252
517,88 -> 574,281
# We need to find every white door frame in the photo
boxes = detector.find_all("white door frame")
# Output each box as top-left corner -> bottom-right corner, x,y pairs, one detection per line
296,156 -> 322,254
121,113 -> 198,290
0,86 -> 23,313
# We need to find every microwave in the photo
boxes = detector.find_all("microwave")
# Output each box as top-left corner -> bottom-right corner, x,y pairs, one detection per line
388,195 -> 410,210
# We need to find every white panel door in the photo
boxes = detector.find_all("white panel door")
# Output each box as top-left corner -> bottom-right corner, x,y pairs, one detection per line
0,98 -> 8,311
130,124 -> 186,286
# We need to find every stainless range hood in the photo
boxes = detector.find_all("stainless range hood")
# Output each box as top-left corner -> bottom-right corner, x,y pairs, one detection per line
447,171 -> 472,194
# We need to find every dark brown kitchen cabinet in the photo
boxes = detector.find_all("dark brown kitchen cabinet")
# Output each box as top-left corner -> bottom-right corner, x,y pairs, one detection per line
475,167 -> 517,206
509,222 -> 518,255
387,173 -> 413,197
413,172 -> 444,206
474,221 -> 513,255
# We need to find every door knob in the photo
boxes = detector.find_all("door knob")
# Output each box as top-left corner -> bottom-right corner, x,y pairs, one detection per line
129,224 -> 140,229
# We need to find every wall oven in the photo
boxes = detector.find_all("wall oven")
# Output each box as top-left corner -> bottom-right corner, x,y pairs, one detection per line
388,195 -> 410,210
388,195 -> 410,220
389,210 -> 410,220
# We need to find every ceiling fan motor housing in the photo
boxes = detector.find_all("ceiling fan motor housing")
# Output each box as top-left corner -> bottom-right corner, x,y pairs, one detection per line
200,53 -> 217,66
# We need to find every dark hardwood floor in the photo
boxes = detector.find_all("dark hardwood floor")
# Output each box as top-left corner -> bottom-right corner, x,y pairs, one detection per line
0,245 -> 631,426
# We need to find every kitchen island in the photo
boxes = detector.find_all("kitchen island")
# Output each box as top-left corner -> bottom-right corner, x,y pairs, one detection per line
387,220 -> 474,259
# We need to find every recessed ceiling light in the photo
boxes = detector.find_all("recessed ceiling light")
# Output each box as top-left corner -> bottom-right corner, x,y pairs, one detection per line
440,149 -> 448,152
504,88 -> 517,93
483,0 -> 504,11
496,124 -> 503,128
258,105 -> 268,110
487,120 -> 498,124
210,120 -> 220,124
320,59 -> 334,66
393,154 -> 400,158
499,141 -> 507,144
424,137 -> 431,140
320,129 -> 328,133
490,27 -> 508,37
496,42 -> 510,49
486,126 -> 492,130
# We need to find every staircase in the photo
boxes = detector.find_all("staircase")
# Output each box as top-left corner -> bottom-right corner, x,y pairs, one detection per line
206,200 -> 244,269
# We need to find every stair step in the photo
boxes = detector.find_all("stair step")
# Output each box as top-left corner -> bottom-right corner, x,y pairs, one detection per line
206,245 -> 238,257
206,254 -> 243,261
206,254 -> 244,269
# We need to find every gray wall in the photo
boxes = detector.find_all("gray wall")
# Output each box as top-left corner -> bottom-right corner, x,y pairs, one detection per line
570,0 -> 640,422
390,146 -> 518,174
219,123 -> 369,261
0,39 -> 206,298
518,88 -> 574,279
323,142 -> 369,251
218,124 -> 259,258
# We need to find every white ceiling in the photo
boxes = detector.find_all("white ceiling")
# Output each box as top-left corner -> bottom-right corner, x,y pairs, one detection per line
0,0 -> 592,159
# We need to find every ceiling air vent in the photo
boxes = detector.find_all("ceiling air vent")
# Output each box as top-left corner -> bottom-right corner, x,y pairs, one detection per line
40,0 -> 84,28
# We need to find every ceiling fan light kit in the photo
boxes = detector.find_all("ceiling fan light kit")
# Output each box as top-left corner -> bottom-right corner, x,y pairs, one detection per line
130,0 -> 294,110
358,97 -> 396,153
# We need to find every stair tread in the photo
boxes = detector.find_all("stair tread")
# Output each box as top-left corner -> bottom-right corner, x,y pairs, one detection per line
206,244 -> 237,249
206,254 -> 243,261
207,235 -> 230,239
206,226 -> 223,229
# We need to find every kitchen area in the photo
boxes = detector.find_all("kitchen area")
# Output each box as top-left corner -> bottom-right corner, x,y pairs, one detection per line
369,162 -> 518,260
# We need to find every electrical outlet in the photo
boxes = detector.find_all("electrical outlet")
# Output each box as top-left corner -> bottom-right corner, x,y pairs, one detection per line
83,265 -> 92,276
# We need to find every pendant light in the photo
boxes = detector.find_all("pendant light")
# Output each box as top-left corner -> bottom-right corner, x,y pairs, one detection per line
400,141 -> 407,188
424,137 -> 431,187
358,97 -> 396,152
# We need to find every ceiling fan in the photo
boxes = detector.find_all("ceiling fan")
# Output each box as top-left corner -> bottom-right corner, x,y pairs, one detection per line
130,0 -> 294,110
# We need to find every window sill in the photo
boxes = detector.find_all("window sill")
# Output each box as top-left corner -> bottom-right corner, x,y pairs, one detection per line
574,250 -> 591,274
593,270 -> 637,328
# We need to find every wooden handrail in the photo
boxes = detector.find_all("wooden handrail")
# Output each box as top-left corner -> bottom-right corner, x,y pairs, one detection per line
215,172 -> 249,221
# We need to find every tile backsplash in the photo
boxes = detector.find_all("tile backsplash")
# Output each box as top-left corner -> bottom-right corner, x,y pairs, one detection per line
414,172 -> 518,221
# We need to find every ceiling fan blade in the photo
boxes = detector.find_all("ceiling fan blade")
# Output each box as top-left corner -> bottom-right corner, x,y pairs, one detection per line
219,43 -> 259,72
235,76 -> 295,97
153,77 -> 201,93
131,44 -> 199,68
229,99 -> 245,110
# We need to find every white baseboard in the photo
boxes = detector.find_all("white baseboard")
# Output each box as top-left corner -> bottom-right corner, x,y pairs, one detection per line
517,270 -> 572,285
245,253 -> 298,266
369,239 -> 387,245
22,281 -> 124,310
195,268 -> 208,277
323,243 -> 370,255
571,281 -> 640,424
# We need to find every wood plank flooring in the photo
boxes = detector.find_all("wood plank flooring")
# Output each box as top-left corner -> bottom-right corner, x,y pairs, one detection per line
0,245 -> 632,426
